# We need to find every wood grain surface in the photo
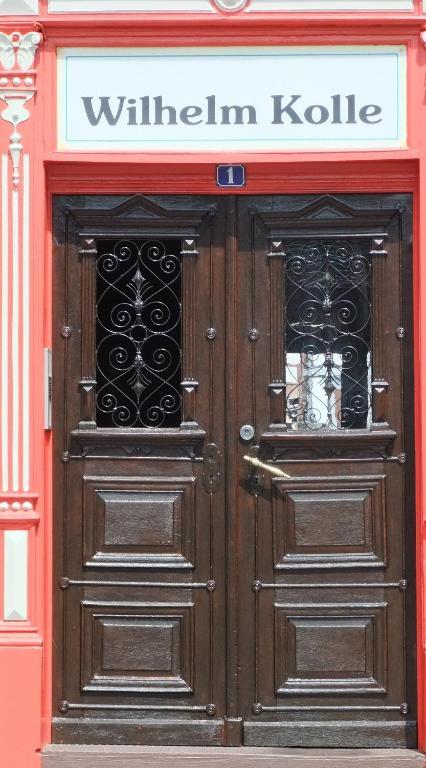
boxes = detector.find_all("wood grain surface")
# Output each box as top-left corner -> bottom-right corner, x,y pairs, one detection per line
42,746 -> 425,768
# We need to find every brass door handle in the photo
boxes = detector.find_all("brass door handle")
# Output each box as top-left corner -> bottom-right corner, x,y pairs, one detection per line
243,455 -> 291,479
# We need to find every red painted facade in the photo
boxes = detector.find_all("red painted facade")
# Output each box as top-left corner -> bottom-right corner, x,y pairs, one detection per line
1,2 -> 426,765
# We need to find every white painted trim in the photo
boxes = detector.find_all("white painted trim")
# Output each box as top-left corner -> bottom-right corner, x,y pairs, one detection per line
214,0 -> 248,8
22,156 -> 30,493
0,0 -> 39,14
48,0 -> 413,11
49,0 -> 214,11
1,156 -> 9,494
12,189 -> 19,493
4,530 -> 28,621
247,0 -> 413,9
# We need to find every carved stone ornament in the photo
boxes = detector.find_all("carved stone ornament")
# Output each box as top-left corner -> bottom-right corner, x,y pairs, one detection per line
212,0 -> 249,10
0,31 -> 41,186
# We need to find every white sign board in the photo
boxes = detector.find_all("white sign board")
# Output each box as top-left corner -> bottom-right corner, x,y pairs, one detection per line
57,46 -> 407,152
49,1 -> 413,10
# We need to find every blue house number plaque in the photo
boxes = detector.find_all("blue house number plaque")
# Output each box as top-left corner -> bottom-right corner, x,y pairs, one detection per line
217,164 -> 246,188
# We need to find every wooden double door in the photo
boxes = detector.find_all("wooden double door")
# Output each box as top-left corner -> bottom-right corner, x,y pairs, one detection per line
52,193 -> 416,749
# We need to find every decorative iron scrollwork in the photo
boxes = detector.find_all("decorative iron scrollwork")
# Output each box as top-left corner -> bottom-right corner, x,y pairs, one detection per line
96,238 -> 182,428
284,239 -> 372,431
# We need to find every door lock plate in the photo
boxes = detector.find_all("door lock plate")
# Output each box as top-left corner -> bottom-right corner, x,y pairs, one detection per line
202,443 -> 221,493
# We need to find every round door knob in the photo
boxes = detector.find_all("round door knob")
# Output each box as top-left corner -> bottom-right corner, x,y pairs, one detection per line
240,424 -> 255,441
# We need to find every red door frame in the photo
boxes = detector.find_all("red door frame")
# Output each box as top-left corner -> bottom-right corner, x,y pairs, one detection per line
3,13 -> 426,764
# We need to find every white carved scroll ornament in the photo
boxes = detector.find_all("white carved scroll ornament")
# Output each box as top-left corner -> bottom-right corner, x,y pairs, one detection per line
0,31 -> 40,71
212,0 -> 249,10
0,32 -> 41,187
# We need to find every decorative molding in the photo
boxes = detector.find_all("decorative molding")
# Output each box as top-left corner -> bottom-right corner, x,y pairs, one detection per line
3,529 -> 28,621
0,32 -> 41,188
0,495 -> 38,630
47,0 -> 413,11
0,32 -> 41,497
213,0 -> 249,10
1,155 -> 8,494
0,497 -> 39,523
0,31 -> 40,71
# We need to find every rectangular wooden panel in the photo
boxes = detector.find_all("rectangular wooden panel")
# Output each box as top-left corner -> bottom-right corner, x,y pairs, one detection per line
272,474 -> 386,570
103,493 -> 177,546
83,476 -> 196,570
275,601 -> 386,695
81,602 -> 194,694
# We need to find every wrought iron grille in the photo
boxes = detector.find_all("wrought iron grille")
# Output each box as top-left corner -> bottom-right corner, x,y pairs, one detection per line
96,238 -> 182,428
284,239 -> 372,430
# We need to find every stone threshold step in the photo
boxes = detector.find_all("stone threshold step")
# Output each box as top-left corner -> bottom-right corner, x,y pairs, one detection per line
41,746 -> 425,768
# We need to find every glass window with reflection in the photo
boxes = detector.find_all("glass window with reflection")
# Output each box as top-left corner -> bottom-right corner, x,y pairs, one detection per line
284,239 -> 371,431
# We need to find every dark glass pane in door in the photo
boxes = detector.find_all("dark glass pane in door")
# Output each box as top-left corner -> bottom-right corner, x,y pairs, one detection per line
96,238 -> 182,428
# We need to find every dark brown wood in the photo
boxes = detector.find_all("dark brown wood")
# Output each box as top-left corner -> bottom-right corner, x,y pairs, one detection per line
181,237 -> 199,428
370,235 -> 391,429
224,195 -> 240,724
223,717 -> 243,747
236,194 -> 415,749
52,193 -> 415,751
268,248 -> 286,429
51,720 -> 224,746
271,472 -> 387,571
243,722 -> 417,748
53,195 -> 227,746
78,236 -> 97,428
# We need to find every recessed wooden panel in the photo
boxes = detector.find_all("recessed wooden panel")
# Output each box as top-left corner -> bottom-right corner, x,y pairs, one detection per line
272,474 -> 386,570
103,491 -> 178,547
295,618 -> 371,673
81,602 -> 194,693
293,492 -> 367,547
102,618 -> 177,671
83,476 -> 196,569
275,602 -> 387,696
